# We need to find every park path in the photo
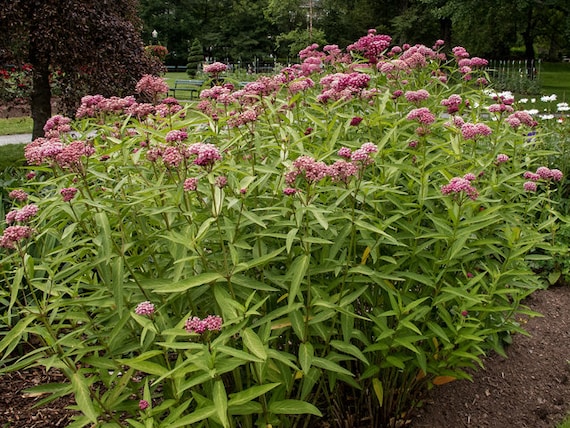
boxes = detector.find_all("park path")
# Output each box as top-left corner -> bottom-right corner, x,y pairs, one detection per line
0,134 -> 32,146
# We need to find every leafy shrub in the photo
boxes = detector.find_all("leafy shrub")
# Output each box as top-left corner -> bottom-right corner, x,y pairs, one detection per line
0,33 -> 564,427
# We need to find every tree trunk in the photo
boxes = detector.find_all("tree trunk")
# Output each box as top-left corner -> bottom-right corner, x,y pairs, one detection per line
522,5 -> 535,79
30,61 -> 52,139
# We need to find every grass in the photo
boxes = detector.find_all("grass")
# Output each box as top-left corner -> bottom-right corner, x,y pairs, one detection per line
0,117 -> 33,136
540,62 -> 570,102
0,143 -> 26,170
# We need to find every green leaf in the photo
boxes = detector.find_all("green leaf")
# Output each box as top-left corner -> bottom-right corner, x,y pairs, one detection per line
269,399 -> 323,416
71,371 -> 98,422
0,316 -> 35,360
168,405 -> 217,427
213,380 -> 229,428
330,340 -> 369,365
228,383 -> 280,407
154,272 -> 224,293
289,254 -> 309,306
299,342 -> 314,374
241,328 -> 267,361
286,228 -> 299,254
311,356 -> 354,376
372,378 -> 383,407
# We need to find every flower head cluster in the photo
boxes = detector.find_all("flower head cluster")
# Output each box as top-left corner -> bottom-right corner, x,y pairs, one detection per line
203,62 -> 228,75
24,137 -> 64,166
76,95 -> 137,118
183,177 -> 198,192
405,89 -> 430,103
5,204 -> 39,224
285,156 -> 330,185
505,111 -> 537,129
165,130 -> 188,143
184,315 -> 223,334
496,154 -> 510,164
441,94 -> 462,114
406,107 -> 436,125
441,174 -> 479,200
60,187 -> 78,202
524,167 -> 563,182
347,29 -> 392,64
43,115 -> 72,138
135,74 -> 169,97
55,140 -> 96,169
187,143 -> 222,167
460,122 -> 492,140
135,301 -> 155,316
8,189 -> 28,201
317,72 -> 371,102
0,225 -> 34,249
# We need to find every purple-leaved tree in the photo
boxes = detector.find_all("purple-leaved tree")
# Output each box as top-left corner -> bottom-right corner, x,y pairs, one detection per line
0,0 -> 163,138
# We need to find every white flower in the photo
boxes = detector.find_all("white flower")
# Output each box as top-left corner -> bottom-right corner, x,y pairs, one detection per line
557,102 -> 569,112
519,98 -> 528,104
531,98 -> 536,103
540,94 -> 557,102
539,114 -> 555,120
525,109 -> 539,115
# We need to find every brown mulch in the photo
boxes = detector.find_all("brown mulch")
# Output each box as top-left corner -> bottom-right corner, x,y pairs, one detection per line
1,286 -> 570,427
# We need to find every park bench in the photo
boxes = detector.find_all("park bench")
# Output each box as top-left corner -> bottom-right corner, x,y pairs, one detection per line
169,79 -> 205,99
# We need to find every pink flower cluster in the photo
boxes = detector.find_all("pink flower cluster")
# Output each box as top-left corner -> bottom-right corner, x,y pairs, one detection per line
317,72 -> 371,102
135,301 -> 155,316
460,122 -> 492,140
524,167 -> 563,182
165,130 -> 188,143
76,95 -> 138,118
441,174 -> 479,200
8,189 -> 28,201
43,115 -> 72,138
0,225 -> 34,249
406,107 -> 436,125
60,187 -> 78,202
25,138 -> 95,169
441,94 -> 462,114
488,103 -> 514,114
135,74 -> 169,96
187,143 -> 222,167
183,177 -> 198,191
5,204 -> 39,224
405,89 -> 430,103
347,29 -> 392,64
285,143 -> 378,187
203,62 -> 228,75
185,315 -> 223,334
496,154 -> 510,164
505,111 -> 537,129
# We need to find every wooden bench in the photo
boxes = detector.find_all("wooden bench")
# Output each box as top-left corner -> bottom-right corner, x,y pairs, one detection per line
169,79 -> 205,99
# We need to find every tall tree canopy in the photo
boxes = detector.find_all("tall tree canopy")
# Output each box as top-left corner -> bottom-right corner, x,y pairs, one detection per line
0,0 -> 163,138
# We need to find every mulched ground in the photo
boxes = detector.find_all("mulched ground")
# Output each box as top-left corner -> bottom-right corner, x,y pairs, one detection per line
1,286 -> 570,427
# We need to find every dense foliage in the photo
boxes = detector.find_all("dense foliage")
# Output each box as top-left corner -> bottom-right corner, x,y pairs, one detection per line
0,32 -> 567,427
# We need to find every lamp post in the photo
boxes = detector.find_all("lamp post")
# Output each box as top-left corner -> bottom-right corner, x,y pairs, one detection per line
151,29 -> 158,44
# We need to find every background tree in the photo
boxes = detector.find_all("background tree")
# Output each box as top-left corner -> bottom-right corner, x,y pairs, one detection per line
0,0 -> 163,138
186,38 -> 204,77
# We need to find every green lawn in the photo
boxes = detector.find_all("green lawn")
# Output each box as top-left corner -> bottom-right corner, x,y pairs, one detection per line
0,117 -> 33,136
539,61 -> 570,102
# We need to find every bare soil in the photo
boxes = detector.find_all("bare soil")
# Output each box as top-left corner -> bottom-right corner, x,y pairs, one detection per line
1,286 -> 570,427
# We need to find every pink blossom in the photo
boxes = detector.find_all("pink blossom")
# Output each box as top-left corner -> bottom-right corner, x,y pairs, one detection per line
135,74 -> 169,96
43,115 -> 72,137
460,123 -> 492,140
9,189 -> 28,201
338,147 -> 352,158
283,187 -> 298,195
406,107 -> 436,125
5,204 -> 38,224
185,315 -> 223,334
0,225 -> 34,249
329,160 -> 358,183
441,94 -> 462,114
506,111 -> 537,129
204,62 -> 228,75
165,130 -> 188,143
139,400 -> 149,410
523,171 -> 540,181
60,187 -> 78,202
215,176 -> 227,188
346,29 -> 392,64
286,156 -> 329,185
55,141 -> 95,169
350,116 -> 363,126
135,301 -> 155,316
162,146 -> 184,167
523,181 -> 537,192
496,154 -> 510,163
441,176 -> 479,200
183,177 -> 198,191
405,89 -> 430,103
187,143 -> 222,167
463,173 -> 476,181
